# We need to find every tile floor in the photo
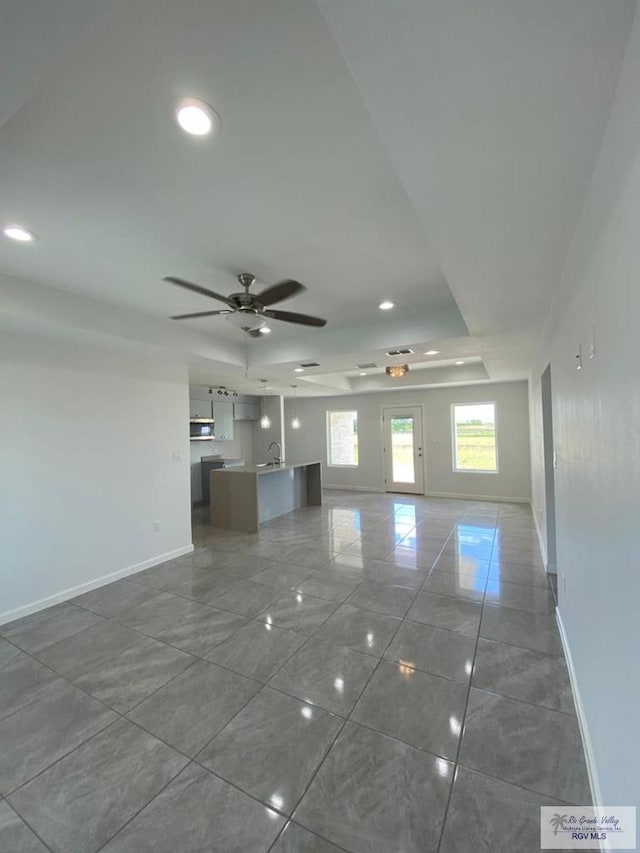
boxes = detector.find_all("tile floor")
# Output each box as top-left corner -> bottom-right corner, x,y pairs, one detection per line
0,492 -> 590,852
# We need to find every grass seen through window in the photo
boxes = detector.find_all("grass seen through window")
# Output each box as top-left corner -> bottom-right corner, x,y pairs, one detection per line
453,403 -> 497,472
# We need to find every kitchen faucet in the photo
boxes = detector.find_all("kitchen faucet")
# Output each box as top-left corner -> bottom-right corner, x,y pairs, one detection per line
268,441 -> 281,466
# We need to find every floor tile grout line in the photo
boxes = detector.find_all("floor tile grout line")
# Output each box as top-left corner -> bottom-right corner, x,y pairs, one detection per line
266,818 -> 353,853
2,795 -> 57,853
434,513 -> 557,850
435,596 -> 484,853
0,642 -> 127,728
451,759 -> 585,807
275,654 -> 388,841
6,713 -> 124,800
254,597 -> 414,830
464,679 -> 579,719
91,756 -> 195,853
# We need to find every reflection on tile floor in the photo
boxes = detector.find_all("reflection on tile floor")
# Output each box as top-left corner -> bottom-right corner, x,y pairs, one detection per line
0,491 -> 588,852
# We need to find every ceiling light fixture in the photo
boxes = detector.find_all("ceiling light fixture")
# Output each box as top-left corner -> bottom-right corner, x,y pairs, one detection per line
385,364 -> 409,378
294,367 -> 304,373
291,385 -> 301,430
175,97 -> 219,136
225,311 -> 265,332
3,224 -> 35,242
359,372 -> 367,376
379,300 -> 395,311
259,381 -> 271,429
455,360 -> 465,365
424,350 -> 440,356
259,326 -> 271,334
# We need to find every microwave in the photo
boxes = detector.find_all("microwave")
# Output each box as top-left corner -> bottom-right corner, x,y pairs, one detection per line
190,421 -> 214,441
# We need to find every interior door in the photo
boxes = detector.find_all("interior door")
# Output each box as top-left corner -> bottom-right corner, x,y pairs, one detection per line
382,406 -> 425,494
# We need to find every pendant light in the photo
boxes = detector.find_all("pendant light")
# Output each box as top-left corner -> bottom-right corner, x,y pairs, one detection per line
291,385 -> 301,429
259,380 -> 271,429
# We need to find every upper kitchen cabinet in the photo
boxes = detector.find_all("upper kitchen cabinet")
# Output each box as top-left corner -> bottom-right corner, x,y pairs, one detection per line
189,399 -> 213,420
213,401 -> 234,440
233,401 -> 260,421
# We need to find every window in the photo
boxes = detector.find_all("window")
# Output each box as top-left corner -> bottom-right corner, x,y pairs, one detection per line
327,410 -> 359,466
452,403 -> 498,472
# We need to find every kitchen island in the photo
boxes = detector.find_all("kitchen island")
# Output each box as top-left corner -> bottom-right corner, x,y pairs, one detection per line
210,461 -> 322,532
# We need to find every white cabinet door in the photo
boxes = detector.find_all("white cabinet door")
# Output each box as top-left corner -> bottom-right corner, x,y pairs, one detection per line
213,402 -> 234,440
233,402 -> 260,421
190,399 -> 213,420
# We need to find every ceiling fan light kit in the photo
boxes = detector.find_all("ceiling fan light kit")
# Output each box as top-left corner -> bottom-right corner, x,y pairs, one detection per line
386,364 -> 409,378
225,311 -> 265,332
165,272 -> 327,336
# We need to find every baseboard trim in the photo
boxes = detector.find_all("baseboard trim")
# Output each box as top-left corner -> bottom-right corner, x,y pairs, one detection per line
323,484 -> 385,493
555,607 -> 602,809
532,504 -> 549,569
0,544 -> 194,627
426,490 -> 530,503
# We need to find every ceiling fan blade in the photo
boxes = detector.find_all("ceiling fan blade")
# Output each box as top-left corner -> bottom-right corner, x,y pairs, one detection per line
170,310 -> 233,320
247,328 -> 263,338
264,309 -> 327,327
257,279 -> 306,306
164,276 -> 234,307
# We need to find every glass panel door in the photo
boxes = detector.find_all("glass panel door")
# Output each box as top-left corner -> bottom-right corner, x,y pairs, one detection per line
390,417 -> 416,483
383,406 -> 424,494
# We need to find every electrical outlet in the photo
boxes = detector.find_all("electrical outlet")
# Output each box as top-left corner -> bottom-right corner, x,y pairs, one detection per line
153,521 -> 160,533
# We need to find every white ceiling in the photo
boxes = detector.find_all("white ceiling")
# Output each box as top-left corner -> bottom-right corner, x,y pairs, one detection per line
0,0 -> 636,396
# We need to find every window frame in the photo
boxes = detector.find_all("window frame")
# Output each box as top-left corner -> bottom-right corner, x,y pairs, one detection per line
451,401 -> 499,474
326,409 -> 359,468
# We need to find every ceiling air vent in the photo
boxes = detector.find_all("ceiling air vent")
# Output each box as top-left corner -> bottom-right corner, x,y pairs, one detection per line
386,348 -> 414,356
356,363 -> 378,369
300,361 -> 320,368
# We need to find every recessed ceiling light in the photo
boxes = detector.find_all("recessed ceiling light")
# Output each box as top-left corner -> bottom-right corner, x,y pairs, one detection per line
424,350 -> 440,356
379,300 -> 395,311
3,224 -> 35,243
359,371 -> 367,376
259,326 -> 271,334
175,97 -> 219,136
455,360 -> 465,365
294,367 -> 304,373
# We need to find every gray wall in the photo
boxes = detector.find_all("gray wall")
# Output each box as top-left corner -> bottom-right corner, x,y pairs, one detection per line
284,381 -> 531,502
529,4 -> 640,808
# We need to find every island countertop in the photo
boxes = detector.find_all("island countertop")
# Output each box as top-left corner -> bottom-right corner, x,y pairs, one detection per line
210,460 -> 322,532
211,460 -> 322,476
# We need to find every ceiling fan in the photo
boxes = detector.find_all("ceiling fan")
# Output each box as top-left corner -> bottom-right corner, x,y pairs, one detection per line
164,273 -> 327,336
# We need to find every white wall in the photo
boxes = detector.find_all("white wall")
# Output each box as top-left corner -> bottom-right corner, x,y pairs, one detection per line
284,381 -> 531,501
529,4 -> 640,808
0,334 -> 193,623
